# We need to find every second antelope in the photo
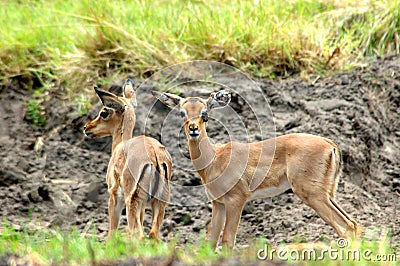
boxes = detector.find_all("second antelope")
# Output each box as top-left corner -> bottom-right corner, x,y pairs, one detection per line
84,80 -> 172,241
153,89 -> 358,250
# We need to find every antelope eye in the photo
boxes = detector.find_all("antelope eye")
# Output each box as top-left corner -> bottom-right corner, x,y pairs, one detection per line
99,109 -> 110,119
201,110 -> 208,122
180,110 -> 187,118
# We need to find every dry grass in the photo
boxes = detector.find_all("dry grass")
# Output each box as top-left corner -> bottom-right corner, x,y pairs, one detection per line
0,0 -> 399,101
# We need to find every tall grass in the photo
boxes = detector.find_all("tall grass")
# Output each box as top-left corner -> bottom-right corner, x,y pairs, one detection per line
0,0 -> 399,96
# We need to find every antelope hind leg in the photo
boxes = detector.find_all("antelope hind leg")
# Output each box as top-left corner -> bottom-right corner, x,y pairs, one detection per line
303,195 -> 357,239
126,193 -> 145,240
149,200 -> 166,241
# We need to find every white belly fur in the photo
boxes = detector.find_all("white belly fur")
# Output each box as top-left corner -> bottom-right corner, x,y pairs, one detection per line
249,179 -> 291,201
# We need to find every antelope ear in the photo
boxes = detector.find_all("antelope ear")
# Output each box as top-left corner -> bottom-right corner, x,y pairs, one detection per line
152,91 -> 182,109
94,87 -> 126,113
207,89 -> 231,110
123,79 -> 137,107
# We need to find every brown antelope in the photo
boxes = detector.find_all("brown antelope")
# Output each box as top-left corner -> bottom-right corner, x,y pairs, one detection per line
152,89 -> 358,250
84,79 -> 172,241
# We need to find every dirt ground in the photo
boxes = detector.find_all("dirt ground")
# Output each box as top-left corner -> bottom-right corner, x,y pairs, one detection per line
0,55 -> 399,258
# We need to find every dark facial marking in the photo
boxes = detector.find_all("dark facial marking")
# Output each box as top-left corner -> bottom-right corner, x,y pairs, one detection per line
200,110 -> 208,122
99,109 -> 110,119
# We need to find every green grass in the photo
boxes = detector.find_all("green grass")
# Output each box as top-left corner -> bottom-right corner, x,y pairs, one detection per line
1,0 -> 399,97
73,94 -> 92,117
1,221 -> 398,265
25,87 -> 47,127
0,222 -> 223,265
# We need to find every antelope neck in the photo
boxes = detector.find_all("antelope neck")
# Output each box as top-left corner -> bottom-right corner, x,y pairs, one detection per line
111,107 -> 136,153
187,128 -> 216,182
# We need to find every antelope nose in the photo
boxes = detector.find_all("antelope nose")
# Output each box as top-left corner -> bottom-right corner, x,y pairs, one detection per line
189,124 -> 198,131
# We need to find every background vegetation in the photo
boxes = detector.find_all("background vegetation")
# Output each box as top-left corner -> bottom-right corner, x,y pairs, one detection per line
1,0 -> 399,97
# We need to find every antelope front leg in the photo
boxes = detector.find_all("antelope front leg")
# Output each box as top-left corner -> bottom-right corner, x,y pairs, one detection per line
107,190 -> 122,240
206,201 -> 226,250
221,201 -> 245,250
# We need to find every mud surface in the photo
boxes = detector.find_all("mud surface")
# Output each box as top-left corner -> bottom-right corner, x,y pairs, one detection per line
0,55 -> 399,254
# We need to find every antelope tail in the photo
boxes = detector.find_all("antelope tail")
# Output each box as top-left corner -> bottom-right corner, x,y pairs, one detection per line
148,149 -> 169,201
330,144 -> 343,200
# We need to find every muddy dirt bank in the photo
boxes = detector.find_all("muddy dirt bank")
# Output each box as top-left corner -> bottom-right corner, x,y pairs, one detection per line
0,55 -> 399,253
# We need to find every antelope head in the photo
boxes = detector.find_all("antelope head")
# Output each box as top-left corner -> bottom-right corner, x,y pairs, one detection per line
152,89 -> 231,141
84,79 -> 137,139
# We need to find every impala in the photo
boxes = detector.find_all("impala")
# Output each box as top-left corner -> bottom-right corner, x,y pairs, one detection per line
152,89 -> 358,250
84,80 -> 172,241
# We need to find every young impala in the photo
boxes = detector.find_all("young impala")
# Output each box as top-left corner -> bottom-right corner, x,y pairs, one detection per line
152,89 -> 358,250
84,80 -> 172,241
